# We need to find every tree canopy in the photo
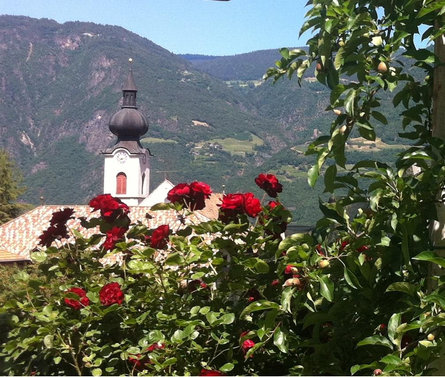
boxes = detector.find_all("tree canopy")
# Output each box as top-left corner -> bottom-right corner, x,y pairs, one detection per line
0,149 -> 27,224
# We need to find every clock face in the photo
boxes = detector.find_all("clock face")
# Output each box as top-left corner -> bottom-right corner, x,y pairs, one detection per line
115,151 -> 128,163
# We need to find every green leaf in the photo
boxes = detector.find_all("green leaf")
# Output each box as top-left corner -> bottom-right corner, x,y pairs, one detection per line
240,300 -> 280,318
308,164 -> 320,188
161,357 -> 178,367
324,164 -> 337,193
199,306 -> 210,315
253,258 -> 269,274
318,275 -> 334,302
344,88 -> 356,115
351,363 -> 375,375
424,293 -> 445,309
148,330 -> 165,343
150,202 -> 174,211
413,251 -> 445,267
31,251 -> 47,263
371,111 -> 388,125
380,354 -> 402,365
334,47 -> 345,70
388,313 -> 401,346
357,335 -> 393,349
206,311 -> 218,325
386,282 -> 417,296
43,334 -> 53,349
219,313 -> 235,325
220,363 -> 235,372
273,328 -> 288,353
344,267 -> 361,289
281,287 -> 294,313
190,306 -> 200,316
92,368 -> 102,376
223,222 -> 248,232
171,329 -> 184,343
279,48 -> 289,59
165,252 -> 185,266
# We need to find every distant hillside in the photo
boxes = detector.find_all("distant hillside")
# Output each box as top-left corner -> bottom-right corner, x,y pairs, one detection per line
0,16 -> 283,206
180,49 -> 285,81
1,16 -> 409,224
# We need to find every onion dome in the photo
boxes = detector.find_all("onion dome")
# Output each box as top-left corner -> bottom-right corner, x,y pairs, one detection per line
109,66 -> 148,141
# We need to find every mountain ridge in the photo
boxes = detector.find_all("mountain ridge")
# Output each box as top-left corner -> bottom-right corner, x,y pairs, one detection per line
1,15 -> 403,224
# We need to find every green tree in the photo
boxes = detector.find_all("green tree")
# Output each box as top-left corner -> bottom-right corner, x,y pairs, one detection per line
263,0 -> 445,374
0,149 -> 27,224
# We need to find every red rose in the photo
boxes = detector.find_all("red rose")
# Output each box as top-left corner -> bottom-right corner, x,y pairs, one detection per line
146,224 -> 169,249
267,200 -> 281,210
219,193 -> 245,216
128,343 -> 165,370
167,183 -> 190,203
240,331 -> 250,338
255,173 -> 283,198
188,279 -> 208,292
64,287 -> 89,310
242,339 -> 255,353
271,279 -> 280,286
167,181 -> 212,210
99,282 -> 124,306
200,369 -> 226,376
39,208 -> 75,247
316,244 -> 325,256
128,354 -> 147,371
340,240 -> 349,251
356,245 -> 370,253
146,343 -> 165,352
89,194 -> 129,221
243,193 -> 262,217
246,288 -> 261,302
38,224 -> 69,247
103,226 -> 127,250
285,265 -> 298,275
189,181 -> 212,210
219,192 -> 262,221
50,208 -> 75,226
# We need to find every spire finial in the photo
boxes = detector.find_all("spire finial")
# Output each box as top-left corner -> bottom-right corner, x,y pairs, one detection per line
122,60 -> 137,108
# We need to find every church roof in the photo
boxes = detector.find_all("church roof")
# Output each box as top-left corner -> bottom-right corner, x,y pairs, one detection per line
0,203 -> 218,263
108,67 -> 148,147
140,179 -> 175,206
0,249 -> 29,263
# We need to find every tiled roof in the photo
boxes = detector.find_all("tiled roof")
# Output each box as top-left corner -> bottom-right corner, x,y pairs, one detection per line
199,193 -> 223,220
0,198 -> 220,262
0,249 -> 29,263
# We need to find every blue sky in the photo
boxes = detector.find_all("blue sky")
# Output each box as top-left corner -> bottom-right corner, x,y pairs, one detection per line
1,0 -> 309,56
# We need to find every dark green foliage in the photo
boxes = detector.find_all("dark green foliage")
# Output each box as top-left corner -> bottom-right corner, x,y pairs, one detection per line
0,149 -> 31,223
181,49 -> 285,81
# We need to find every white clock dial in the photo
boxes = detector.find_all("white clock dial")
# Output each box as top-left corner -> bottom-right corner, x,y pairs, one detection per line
115,151 -> 128,163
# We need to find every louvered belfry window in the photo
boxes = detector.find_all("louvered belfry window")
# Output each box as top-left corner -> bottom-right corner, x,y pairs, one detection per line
116,172 -> 127,195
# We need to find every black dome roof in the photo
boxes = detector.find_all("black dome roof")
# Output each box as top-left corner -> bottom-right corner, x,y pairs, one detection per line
108,68 -> 148,141
109,108 -> 148,139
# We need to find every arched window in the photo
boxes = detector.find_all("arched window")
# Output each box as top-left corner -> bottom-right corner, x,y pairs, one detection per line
116,172 -> 127,195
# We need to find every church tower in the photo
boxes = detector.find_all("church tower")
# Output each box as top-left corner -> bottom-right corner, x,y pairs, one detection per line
103,63 -> 150,206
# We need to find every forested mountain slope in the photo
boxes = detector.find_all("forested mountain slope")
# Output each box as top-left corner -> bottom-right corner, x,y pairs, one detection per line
1,16 -> 408,223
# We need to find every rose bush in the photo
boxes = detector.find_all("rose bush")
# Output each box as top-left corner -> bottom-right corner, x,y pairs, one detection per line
1,170 -> 445,376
